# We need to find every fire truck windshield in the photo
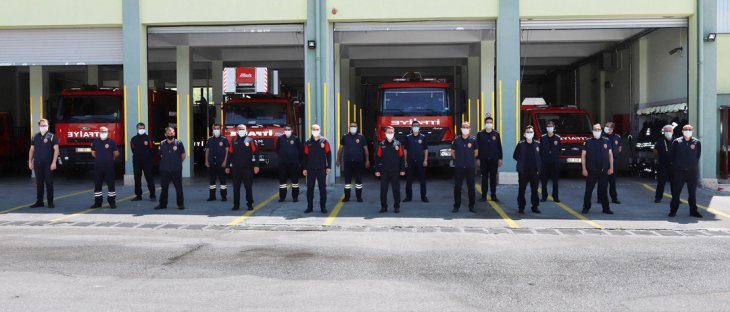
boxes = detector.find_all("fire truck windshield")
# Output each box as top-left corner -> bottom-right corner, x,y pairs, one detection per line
225,102 -> 287,126
535,113 -> 592,135
382,88 -> 449,116
56,96 -> 121,123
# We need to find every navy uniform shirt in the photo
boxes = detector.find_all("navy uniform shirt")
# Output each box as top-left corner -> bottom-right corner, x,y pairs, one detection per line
159,139 -> 185,172
130,134 -> 154,164
206,136 -> 229,166
513,140 -> 541,173
583,137 -> 611,172
476,130 -> 503,161
375,139 -> 405,173
539,134 -> 561,164
91,138 -> 118,168
452,135 -> 478,169
32,132 -> 58,165
654,137 -> 673,167
603,132 -> 622,161
229,135 -> 258,168
276,134 -> 303,165
404,133 -> 428,162
303,137 -> 332,170
670,137 -> 701,171
340,133 -> 366,162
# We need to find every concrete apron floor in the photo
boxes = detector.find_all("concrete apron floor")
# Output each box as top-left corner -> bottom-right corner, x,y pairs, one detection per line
1,173 -> 729,232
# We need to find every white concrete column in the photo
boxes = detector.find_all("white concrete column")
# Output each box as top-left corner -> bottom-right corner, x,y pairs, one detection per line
481,41 -> 496,125
211,60 -> 223,124
176,46 -> 194,178
468,55 -> 480,132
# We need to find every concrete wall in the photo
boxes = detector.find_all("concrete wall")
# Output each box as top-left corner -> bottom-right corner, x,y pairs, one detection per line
644,28 -> 689,104
140,0 -> 307,25
604,47 -> 633,120
521,0 -> 694,18
0,0 -> 121,28
327,0 -> 499,21
718,34 -> 730,95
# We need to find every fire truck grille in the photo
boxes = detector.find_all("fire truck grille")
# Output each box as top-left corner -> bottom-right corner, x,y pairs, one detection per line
251,138 -> 275,149
561,143 -> 584,157
67,138 -> 95,144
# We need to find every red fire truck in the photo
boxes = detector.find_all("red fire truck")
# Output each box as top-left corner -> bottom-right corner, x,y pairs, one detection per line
54,87 -> 176,173
376,72 -> 455,167
520,98 -> 595,169
221,67 -> 302,168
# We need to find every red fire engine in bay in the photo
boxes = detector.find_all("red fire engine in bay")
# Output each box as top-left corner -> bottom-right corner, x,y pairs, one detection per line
54,87 -> 177,173
375,72 -> 455,167
221,67 -> 302,169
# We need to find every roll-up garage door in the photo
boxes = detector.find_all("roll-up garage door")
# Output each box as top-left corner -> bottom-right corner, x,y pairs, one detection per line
520,18 -> 688,29
0,28 -> 122,66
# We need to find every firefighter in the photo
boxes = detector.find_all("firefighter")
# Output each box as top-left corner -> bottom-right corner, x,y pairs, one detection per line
90,126 -> 119,208
404,120 -> 429,202
602,121 -> 622,204
303,124 -> 331,214
276,124 -> 303,202
539,120 -> 561,202
452,121 -> 478,213
226,124 -> 260,211
205,124 -> 229,202
669,124 -> 702,218
375,126 -> 406,213
130,122 -> 156,201
581,123 -> 614,214
155,127 -> 186,210
514,126 -> 542,214
477,115 -> 503,202
28,118 -> 59,208
653,124 -> 674,203
336,122 -> 369,202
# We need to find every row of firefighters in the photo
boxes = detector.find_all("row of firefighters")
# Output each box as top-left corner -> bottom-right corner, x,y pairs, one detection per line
28,116 -> 703,217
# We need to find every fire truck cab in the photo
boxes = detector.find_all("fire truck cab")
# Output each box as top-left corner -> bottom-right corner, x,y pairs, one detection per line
376,72 -> 455,167
520,97 -> 595,169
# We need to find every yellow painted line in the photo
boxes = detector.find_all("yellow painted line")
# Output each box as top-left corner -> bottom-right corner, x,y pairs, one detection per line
176,94 -> 180,133
307,82 -> 312,137
491,91 -> 495,120
29,96 -> 33,139
359,107 -> 363,130
498,81 -> 503,141
48,189 -> 154,223
124,85 -> 129,161
477,99 -> 481,130
323,195 -> 346,226
186,94 -> 191,152
347,99 -> 351,125
39,95 -> 43,118
336,92 -> 341,152
640,183 -> 730,219
475,184 -> 519,228
467,98 -> 471,127
226,193 -> 278,227
0,188 -> 94,214
539,188 -> 603,229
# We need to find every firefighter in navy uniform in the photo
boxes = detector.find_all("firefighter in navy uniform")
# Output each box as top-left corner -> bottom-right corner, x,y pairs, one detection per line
90,126 -> 119,208
669,124 -> 702,218
581,123 -> 614,214
539,120 -> 561,202
404,120 -> 429,202
452,122 -> 478,213
513,126 -> 542,214
653,124 -> 674,203
477,115 -> 503,202
226,124 -> 260,211
155,127 -> 186,210
602,122 -> 622,204
130,122 -> 156,201
276,124 -> 303,202
303,124 -> 331,214
205,124 -> 229,202
28,119 -> 59,208
336,122 -> 370,202
375,126 -> 406,213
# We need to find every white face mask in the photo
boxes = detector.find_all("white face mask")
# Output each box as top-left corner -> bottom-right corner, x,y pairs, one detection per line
683,131 -> 692,138
593,130 -> 602,139
284,130 -> 292,137
213,129 -> 221,137
100,133 -> 108,140
664,132 -> 673,139
137,129 -> 146,135
604,127 -> 610,134
238,130 -> 246,137
386,133 -> 394,140
39,126 -> 48,134
525,133 -> 534,140
485,123 -> 493,130
546,127 -> 554,133
350,127 -> 357,134
412,126 -> 420,133
461,128 -> 470,135
311,130 -> 320,138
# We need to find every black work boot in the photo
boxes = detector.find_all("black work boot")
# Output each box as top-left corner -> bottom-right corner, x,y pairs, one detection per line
343,188 -> 351,202
356,188 -> 363,202
292,187 -> 299,202
207,189 -> 216,201
220,189 -> 227,202
279,188 -> 287,202
108,197 -> 117,209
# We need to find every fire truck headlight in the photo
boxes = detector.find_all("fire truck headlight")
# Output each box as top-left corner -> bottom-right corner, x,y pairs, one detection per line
439,149 -> 451,157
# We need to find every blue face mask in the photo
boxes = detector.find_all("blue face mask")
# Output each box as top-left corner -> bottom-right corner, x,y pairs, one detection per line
213,129 -> 221,137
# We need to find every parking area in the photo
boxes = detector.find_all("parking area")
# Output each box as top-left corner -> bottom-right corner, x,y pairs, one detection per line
2,172 -> 729,233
